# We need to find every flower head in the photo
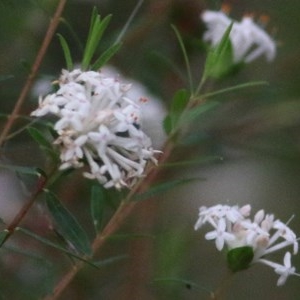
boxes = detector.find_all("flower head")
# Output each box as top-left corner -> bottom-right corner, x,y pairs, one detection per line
31,69 -> 158,189
195,204 -> 299,285
201,10 -> 276,63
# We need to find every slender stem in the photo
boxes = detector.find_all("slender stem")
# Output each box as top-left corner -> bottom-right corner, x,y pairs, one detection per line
0,0 -> 68,147
0,172 -> 50,247
42,140 -> 174,300
114,0 -> 145,44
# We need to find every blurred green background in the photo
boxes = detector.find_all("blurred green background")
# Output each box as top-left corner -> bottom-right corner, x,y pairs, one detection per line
0,0 -> 300,299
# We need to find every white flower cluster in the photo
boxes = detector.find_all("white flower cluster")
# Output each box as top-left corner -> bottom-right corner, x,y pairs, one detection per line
195,204 -> 300,286
31,69 -> 158,189
201,9 -> 276,63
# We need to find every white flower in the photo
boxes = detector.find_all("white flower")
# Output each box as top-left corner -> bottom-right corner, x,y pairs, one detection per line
205,218 -> 235,251
31,68 -> 159,189
259,252 -> 300,286
195,204 -> 299,285
201,10 -> 276,63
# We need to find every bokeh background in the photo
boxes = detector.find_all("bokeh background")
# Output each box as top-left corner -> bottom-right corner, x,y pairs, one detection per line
0,0 -> 300,299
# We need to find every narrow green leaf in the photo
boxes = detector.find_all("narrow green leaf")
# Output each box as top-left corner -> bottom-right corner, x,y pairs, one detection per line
94,254 -> 128,267
0,164 -> 41,176
82,13 -> 112,69
203,23 -> 234,79
172,25 -> 193,92
171,89 -> 190,115
85,7 -> 99,51
0,230 -> 9,246
27,127 -> 53,150
90,185 -> 105,233
92,42 -> 122,70
4,244 -> 50,263
134,178 -> 198,202
27,127 -> 58,161
162,155 -> 223,168
163,89 -> 190,135
181,101 -> 219,123
18,227 -> 98,268
163,115 -> 173,135
57,33 -> 73,70
45,191 -> 92,256
201,81 -> 268,99
171,89 -> 189,127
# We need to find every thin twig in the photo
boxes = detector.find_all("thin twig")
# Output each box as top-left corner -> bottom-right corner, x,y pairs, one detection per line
42,140 -> 174,300
0,0 -> 68,147
0,174 -> 47,247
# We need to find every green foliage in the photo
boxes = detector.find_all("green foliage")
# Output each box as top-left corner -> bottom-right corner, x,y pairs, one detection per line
203,23 -> 234,80
163,89 -> 190,135
92,42 -> 122,70
171,25 -> 193,92
162,155 -> 223,168
57,33 -> 73,70
58,8 -> 120,71
81,8 -> 112,70
45,191 -> 92,256
0,230 -> 9,246
93,254 -> 128,267
90,185 -> 105,233
181,100 -> 219,124
227,246 -> 254,272
18,227 -> 97,267
27,127 -> 59,162
201,81 -> 268,99
0,163 -> 43,176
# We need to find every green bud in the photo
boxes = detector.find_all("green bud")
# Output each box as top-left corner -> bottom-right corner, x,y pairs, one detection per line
227,246 -> 254,272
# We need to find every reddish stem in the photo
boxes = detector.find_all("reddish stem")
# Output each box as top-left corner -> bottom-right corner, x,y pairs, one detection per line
0,0 -> 68,147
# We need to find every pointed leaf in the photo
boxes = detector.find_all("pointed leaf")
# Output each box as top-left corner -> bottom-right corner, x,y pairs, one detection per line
27,127 -> 58,161
18,227 -> 97,268
0,164 -> 42,176
90,185 -> 105,233
94,254 -> 128,267
171,89 -> 190,115
57,33 -> 73,70
45,191 -> 92,256
162,155 -> 223,168
181,101 -> 219,123
172,25 -> 193,92
163,89 -> 190,135
0,230 -> 9,246
92,42 -> 122,70
201,81 -> 268,99
82,12 -> 112,70
203,23 -> 234,79
28,127 -> 52,149
163,114 -> 173,135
